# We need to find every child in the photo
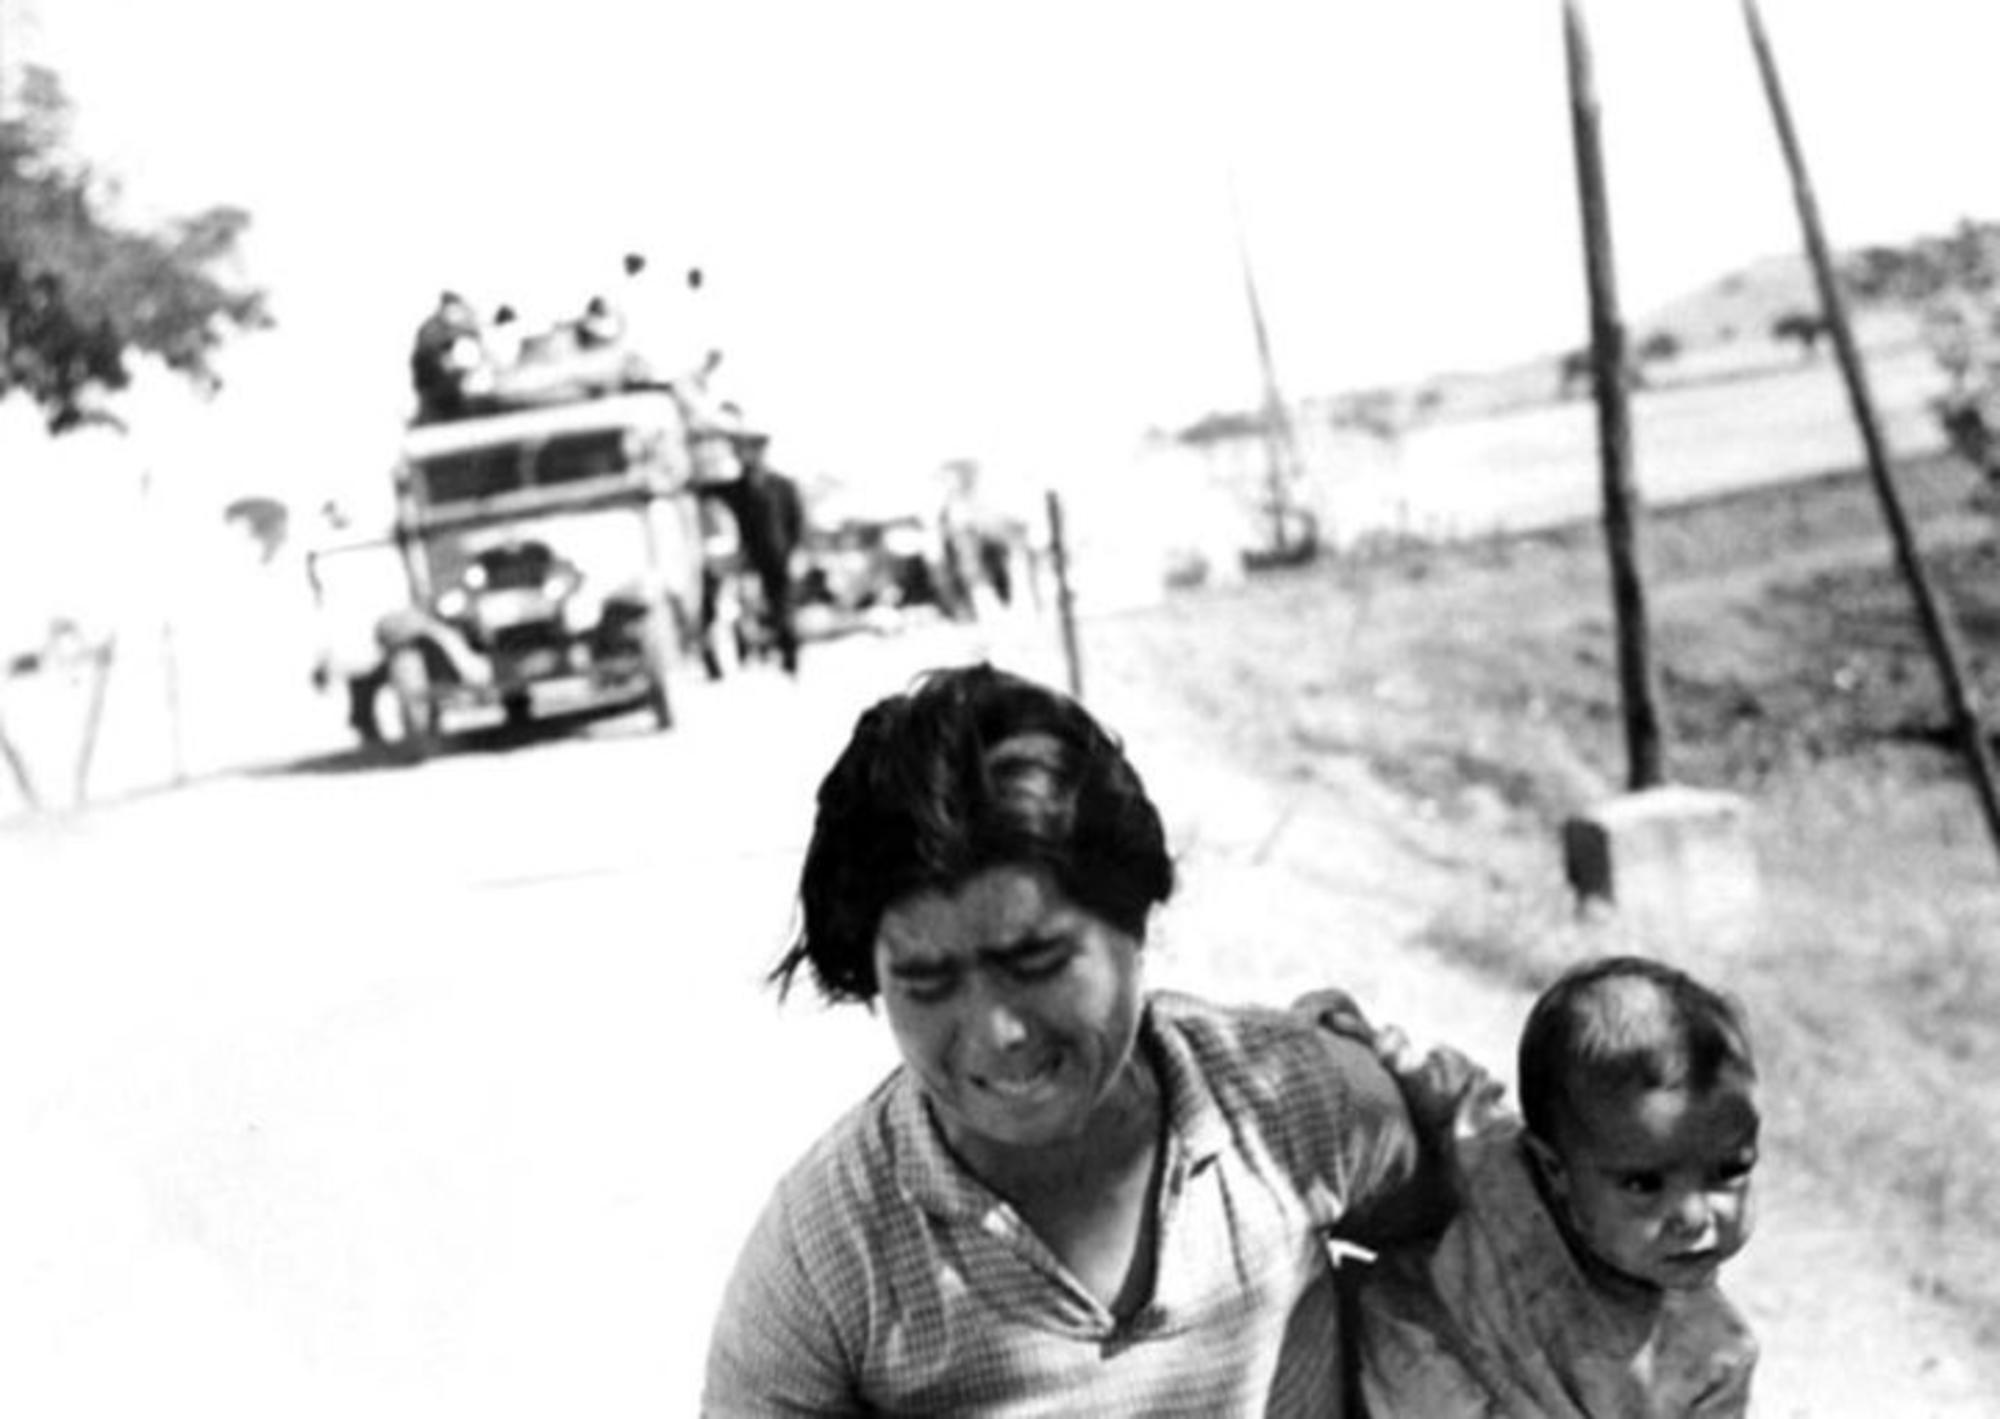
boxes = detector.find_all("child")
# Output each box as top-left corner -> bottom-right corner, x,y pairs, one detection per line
1357,955 -> 1762,1417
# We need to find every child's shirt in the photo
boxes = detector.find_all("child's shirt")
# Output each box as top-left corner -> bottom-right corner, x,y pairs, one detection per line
1357,1116 -> 1757,1418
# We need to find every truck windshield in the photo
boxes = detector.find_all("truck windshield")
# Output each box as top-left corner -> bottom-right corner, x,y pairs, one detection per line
414,429 -> 629,507
534,430 -> 627,488
417,448 -> 522,505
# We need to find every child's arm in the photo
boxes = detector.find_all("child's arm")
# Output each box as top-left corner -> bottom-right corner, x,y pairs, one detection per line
1292,988 -> 1509,1142
1684,1318 -> 1757,1418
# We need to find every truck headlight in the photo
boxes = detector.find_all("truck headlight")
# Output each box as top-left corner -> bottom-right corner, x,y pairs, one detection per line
561,592 -> 606,635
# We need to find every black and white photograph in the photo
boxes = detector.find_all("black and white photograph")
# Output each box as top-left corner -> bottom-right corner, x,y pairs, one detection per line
3,1 -> 1997,1413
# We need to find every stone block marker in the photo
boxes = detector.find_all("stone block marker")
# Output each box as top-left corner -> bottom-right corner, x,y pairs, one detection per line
1563,785 -> 1762,943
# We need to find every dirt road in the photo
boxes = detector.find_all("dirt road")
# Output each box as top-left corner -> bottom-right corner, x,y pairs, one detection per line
3,613 -> 1991,1415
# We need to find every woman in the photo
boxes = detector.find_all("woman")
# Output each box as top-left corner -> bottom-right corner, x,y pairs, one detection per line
703,663 -> 1448,1415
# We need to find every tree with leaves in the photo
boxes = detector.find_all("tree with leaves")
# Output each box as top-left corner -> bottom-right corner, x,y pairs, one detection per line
0,64 -> 270,433
1769,308 -> 1827,358
0,62 -> 273,813
1904,222 -> 2000,500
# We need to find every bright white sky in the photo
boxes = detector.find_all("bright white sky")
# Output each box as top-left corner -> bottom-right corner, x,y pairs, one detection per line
12,0 -> 2000,506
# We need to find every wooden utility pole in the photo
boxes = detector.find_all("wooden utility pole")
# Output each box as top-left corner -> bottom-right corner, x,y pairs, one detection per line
1743,0 -> 2000,861
1228,175 -> 1309,561
1564,0 -> 1665,790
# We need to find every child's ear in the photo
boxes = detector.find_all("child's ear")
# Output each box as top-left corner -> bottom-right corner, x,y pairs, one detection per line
1522,1130 -> 1571,1202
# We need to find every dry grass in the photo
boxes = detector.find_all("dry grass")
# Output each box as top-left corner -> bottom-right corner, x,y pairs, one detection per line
1086,450 -> 2000,1353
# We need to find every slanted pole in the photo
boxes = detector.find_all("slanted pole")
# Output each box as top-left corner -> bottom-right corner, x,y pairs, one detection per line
1229,174 -> 1307,559
0,702 -> 38,812
72,636 -> 115,805
1045,489 -> 1084,702
1564,0 -> 1666,790
1743,0 -> 2000,862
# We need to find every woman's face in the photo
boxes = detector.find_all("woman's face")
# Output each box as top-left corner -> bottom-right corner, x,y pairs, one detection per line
872,864 -> 1145,1160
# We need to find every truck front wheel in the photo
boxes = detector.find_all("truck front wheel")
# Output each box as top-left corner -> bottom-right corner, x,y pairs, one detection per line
385,645 -> 443,763
345,667 -> 389,746
642,615 -> 675,731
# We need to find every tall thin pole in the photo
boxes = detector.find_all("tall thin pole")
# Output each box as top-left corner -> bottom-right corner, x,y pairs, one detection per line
72,635 -> 114,805
138,469 -> 189,785
1743,0 -> 2000,860
1564,0 -> 1665,790
1228,174 -> 1305,559
1045,488 -> 1084,702
0,702 -> 38,811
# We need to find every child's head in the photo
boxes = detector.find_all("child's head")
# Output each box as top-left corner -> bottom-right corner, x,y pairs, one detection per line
1517,955 -> 1760,1292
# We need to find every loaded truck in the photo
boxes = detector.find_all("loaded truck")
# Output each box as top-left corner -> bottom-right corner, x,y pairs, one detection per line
307,388 -> 715,762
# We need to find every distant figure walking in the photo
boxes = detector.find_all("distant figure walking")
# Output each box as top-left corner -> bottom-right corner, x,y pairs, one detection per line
937,457 -> 1028,620
699,430 -> 806,677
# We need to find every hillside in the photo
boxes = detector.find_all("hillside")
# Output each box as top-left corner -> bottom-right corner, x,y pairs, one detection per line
1277,227 -> 1993,438
1640,250 -> 1820,346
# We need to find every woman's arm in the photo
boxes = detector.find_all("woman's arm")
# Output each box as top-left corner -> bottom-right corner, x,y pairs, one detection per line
1293,989 -> 1507,1245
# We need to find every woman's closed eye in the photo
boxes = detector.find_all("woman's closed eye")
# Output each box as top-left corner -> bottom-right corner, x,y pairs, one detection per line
891,965 -> 958,1004
1007,942 -> 1075,982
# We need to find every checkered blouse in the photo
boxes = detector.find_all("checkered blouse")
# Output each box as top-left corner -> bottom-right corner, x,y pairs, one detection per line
703,990 -> 1427,1416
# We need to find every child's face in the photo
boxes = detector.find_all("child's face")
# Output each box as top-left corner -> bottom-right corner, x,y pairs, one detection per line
1538,1074 -> 1759,1291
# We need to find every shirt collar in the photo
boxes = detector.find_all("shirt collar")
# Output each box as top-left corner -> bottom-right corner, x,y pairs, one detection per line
1144,992 -> 1230,1174
889,995 -> 1229,1220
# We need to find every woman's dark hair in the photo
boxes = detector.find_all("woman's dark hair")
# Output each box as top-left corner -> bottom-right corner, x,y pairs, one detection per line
1518,955 -> 1757,1146
771,663 -> 1175,1003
